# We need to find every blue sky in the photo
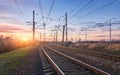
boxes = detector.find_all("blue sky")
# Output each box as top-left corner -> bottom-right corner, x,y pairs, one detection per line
0,0 -> 120,41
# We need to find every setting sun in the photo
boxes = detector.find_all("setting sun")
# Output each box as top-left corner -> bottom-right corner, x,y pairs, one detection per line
21,38 -> 28,41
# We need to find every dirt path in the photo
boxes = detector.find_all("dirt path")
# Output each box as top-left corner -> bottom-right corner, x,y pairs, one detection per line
10,47 -> 44,75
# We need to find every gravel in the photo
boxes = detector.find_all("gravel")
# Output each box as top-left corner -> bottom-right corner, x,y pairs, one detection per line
10,47 -> 44,75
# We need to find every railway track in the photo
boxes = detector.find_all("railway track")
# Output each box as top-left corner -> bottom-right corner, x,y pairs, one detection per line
39,48 -> 58,75
49,45 -> 120,61
40,45 -> 110,75
45,44 -> 120,75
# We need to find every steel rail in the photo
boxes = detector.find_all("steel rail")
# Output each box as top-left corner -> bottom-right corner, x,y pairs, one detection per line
45,45 -> 111,75
40,46 -> 65,75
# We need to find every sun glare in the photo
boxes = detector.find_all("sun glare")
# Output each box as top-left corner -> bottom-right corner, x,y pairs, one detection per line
21,38 -> 28,41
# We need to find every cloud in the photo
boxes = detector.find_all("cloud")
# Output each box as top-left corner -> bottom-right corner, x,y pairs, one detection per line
112,21 -> 120,25
113,34 -> 120,36
92,34 -> 120,38
0,24 -> 31,33
0,0 -> 14,11
88,22 -> 108,28
88,21 -> 120,29
100,27 -> 120,31
93,35 -> 108,37
88,29 -> 96,31
95,23 -> 106,27
0,30 -> 14,33
80,27 -> 87,31
0,13 -> 14,20
68,27 -> 76,32
115,27 -> 120,30
80,22 -> 96,25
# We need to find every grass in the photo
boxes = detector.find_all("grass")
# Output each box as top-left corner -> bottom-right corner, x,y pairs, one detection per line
0,46 -> 32,75
74,43 -> 120,55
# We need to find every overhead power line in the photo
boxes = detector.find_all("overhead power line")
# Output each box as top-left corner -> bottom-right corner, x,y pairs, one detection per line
68,0 -> 94,21
78,0 -> 117,20
38,0 -> 44,21
14,0 -> 26,23
68,0 -> 84,17
69,0 -> 99,24
46,0 -> 55,23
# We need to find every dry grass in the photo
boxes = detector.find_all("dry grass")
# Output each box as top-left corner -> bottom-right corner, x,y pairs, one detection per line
74,43 -> 120,55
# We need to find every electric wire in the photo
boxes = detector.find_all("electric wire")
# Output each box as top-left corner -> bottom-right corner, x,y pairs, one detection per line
69,0 -> 117,25
14,0 -> 26,23
69,0 -> 99,24
78,0 -> 117,20
45,0 -> 55,23
68,0 -> 94,21
68,0 -> 84,17
38,0 -> 44,22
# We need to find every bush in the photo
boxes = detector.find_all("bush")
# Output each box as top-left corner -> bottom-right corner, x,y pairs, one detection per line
0,37 -> 33,54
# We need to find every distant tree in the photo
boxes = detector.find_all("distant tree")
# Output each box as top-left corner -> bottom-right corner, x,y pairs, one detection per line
66,41 -> 73,47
